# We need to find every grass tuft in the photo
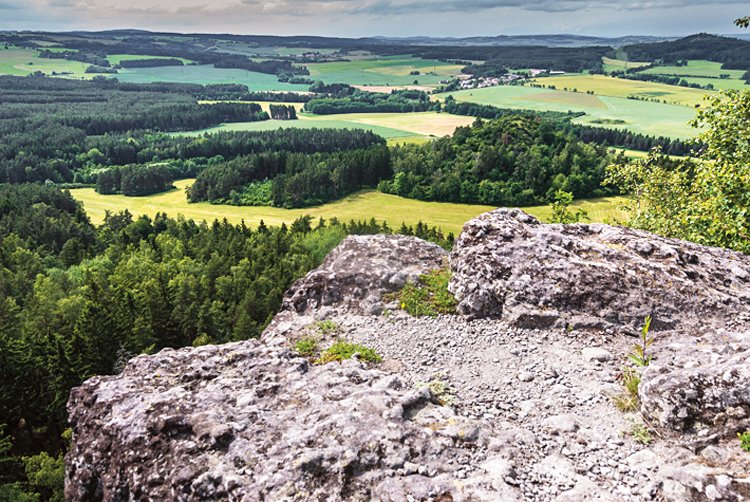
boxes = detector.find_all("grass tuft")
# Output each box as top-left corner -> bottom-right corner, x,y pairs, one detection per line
739,431 -> 750,453
294,336 -> 320,358
315,340 -> 381,365
393,267 -> 457,317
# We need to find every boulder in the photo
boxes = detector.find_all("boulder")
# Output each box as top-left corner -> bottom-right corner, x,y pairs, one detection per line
449,208 -> 750,332
280,234 -> 447,316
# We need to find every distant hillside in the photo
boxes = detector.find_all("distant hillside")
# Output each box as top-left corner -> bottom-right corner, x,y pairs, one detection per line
375,34 -> 673,48
623,33 -> 750,70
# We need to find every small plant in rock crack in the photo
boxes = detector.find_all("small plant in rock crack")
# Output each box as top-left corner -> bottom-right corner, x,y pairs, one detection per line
294,336 -> 320,358
613,367 -> 641,412
613,316 -> 655,412
315,319 -> 340,335
739,431 -> 750,453
391,267 -> 457,317
628,315 -> 654,367
417,375 -> 457,406
629,419 -> 653,445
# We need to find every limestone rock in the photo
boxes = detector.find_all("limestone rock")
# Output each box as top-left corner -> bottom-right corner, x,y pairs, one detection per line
639,331 -> 750,435
65,341 -> 496,501
281,234 -> 446,316
449,208 -> 750,331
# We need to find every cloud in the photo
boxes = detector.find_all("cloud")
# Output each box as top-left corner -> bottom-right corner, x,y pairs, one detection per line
0,0 -> 22,9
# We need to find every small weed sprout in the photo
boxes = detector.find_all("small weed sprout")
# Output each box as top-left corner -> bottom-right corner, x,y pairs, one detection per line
315,319 -> 340,335
739,431 -> 750,453
417,377 -> 457,407
629,315 -> 654,367
629,419 -> 654,445
612,315 -> 655,413
315,340 -> 381,365
294,337 -> 320,358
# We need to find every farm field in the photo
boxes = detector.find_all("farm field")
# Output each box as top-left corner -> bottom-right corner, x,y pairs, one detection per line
0,47 -> 105,78
106,54 -> 195,65
306,56 -> 463,87
535,74 -> 712,107
70,180 -> 629,234
677,76 -> 749,90
113,64 -> 311,91
435,85 -> 698,138
601,56 -> 650,73
173,111 -> 475,141
639,60 -> 746,79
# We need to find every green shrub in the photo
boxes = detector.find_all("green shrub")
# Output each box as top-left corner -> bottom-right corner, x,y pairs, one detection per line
315,341 -> 381,365
395,268 -> 457,317
294,337 -> 320,358
739,431 -> 750,452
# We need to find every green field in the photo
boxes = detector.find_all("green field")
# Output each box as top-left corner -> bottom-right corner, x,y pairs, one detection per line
306,56 -> 463,87
536,74 -> 711,107
0,47 -> 104,78
436,85 -> 698,139
601,56 -> 650,73
113,64 -> 311,91
639,60 -> 746,79
106,54 -> 194,65
70,179 -> 629,234
173,111 -> 475,141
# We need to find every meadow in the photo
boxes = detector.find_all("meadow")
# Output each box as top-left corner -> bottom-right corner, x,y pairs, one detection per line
601,56 -> 649,73
106,54 -> 195,65
306,56 -> 463,87
435,85 -> 699,138
535,74 -> 711,107
113,64 -> 311,91
172,111 -> 475,142
0,47 -> 97,78
638,60 -> 749,91
70,179 -> 629,235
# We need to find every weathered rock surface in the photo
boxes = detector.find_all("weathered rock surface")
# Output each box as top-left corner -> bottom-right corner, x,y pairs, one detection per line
449,208 -> 750,331
640,330 -> 750,435
281,234 -> 447,317
66,210 -> 750,501
66,341 -> 506,501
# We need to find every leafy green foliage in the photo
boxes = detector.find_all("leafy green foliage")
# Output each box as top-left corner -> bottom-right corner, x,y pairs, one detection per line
395,268 -> 457,317
606,90 -> 750,253
739,431 -> 750,452
22,452 -> 64,502
305,89 -> 435,115
315,341 -> 382,365
549,190 -> 589,224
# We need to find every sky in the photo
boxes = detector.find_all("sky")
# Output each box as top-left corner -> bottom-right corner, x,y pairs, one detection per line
0,0 -> 747,38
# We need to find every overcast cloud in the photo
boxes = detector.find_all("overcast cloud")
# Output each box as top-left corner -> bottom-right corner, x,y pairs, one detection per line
0,0 -> 746,37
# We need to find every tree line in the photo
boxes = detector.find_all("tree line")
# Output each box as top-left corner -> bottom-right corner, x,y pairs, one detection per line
304,89 -> 436,115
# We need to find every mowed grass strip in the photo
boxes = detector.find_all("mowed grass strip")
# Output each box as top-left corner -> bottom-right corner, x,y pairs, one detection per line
70,180 -> 629,234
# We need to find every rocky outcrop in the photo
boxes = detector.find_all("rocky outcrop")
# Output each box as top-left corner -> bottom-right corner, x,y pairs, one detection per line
449,208 -> 750,332
66,211 -> 750,501
281,234 -> 447,317
66,341 -> 512,501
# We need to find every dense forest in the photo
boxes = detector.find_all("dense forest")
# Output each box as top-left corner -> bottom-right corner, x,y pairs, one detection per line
304,89 -> 436,115
378,116 -> 617,206
187,146 -> 392,207
623,34 -> 750,75
95,165 -> 175,196
0,184 -> 452,500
